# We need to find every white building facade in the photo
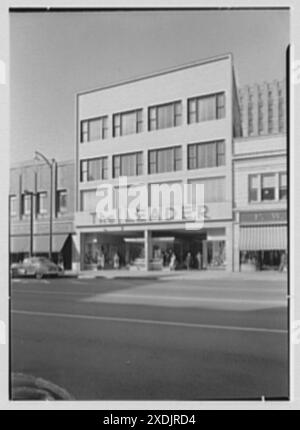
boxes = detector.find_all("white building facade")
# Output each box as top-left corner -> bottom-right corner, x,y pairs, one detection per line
75,54 -> 243,272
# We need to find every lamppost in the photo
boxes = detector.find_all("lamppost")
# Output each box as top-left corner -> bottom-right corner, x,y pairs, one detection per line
34,151 -> 56,260
24,190 -> 35,257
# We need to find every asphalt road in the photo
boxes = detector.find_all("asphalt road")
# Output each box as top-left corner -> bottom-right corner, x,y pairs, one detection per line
11,275 -> 289,401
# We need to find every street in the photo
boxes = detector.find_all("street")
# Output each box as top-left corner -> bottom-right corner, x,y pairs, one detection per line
11,274 -> 289,400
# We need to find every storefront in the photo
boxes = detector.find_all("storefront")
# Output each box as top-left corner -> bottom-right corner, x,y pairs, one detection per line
238,210 -> 287,271
80,227 -> 229,271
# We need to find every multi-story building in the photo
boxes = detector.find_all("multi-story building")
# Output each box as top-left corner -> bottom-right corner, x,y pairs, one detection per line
9,159 -> 77,270
75,54 -> 242,272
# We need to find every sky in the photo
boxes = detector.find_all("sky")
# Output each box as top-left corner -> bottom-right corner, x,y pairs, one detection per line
10,9 -> 290,164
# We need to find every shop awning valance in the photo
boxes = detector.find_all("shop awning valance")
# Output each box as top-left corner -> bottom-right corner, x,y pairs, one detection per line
239,225 -> 287,251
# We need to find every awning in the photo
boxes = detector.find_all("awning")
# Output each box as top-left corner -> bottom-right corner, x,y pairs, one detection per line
240,225 -> 287,251
11,236 -> 30,253
33,234 -> 69,253
10,234 -> 69,254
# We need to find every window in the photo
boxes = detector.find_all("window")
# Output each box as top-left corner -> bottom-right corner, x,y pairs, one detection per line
249,175 -> 259,202
187,92 -> 225,124
80,157 -> 108,182
113,109 -> 143,137
279,97 -> 285,133
36,192 -> 47,215
21,194 -> 31,216
279,172 -> 287,200
10,195 -> 17,217
80,116 -> 108,143
188,140 -> 225,170
113,152 -> 143,178
80,189 -> 97,212
189,177 -> 226,203
148,146 -> 182,174
261,174 -> 276,201
57,190 -> 67,213
148,101 -> 182,131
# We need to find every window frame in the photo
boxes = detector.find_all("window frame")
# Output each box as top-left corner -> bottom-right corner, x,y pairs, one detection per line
56,189 -> 68,214
36,191 -> 48,215
80,115 -> 108,143
148,146 -> 182,175
112,152 -> 143,178
80,157 -> 109,182
187,92 -> 226,124
187,140 -> 226,170
112,108 -> 143,138
148,100 -> 182,131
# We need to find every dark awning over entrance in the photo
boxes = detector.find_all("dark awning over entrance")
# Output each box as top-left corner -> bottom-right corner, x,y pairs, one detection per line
11,234 -> 69,254
240,225 -> 287,251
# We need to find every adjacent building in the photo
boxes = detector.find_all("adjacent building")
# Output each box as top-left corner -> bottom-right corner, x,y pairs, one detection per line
9,159 -> 77,270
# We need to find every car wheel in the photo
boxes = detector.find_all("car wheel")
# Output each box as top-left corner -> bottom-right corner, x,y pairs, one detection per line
36,272 -> 43,280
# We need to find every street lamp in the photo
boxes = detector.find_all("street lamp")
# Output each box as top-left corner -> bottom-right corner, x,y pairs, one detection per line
34,151 -> 56,260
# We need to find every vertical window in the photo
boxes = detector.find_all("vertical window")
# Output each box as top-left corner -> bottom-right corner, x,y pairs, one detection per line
249,175 -> 259,202
187,145 -> 197,170
57,190 -> 67,213
80,116 -> 108,143
261,174 -> 276,201
188,92 -> 225,124
21,194 -> 31,216
279,172 -> 287,200
10,195 -> 17,217
36,192 -> 47,215
216,141 -> 225,166
113,109 -> 143,137
148,101 -> 182,131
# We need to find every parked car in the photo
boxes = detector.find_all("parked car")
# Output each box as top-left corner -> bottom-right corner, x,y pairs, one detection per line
11,257 -> 63,279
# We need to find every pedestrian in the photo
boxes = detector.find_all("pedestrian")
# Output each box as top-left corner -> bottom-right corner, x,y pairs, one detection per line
196,251 -> 202,270
113,252 -> 120,270
169,252 -> 176,271
185,252 -> 192,270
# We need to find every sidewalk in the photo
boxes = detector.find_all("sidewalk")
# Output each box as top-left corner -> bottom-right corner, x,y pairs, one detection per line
64,268 -> 288,282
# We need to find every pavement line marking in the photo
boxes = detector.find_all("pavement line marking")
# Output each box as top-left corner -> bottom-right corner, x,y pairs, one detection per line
11,310 -> 288,334
11,289 -> 286,305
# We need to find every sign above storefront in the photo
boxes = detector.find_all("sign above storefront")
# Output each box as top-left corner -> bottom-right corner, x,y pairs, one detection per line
240,210 -> 287,224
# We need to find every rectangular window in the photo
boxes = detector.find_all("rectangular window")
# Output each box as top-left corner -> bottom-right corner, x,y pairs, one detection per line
36,192 -> 47,215
10,195 -> 17,217
148,146 -> 182,174
148,101 -> 182,131
80,116 -> 108,143
57,190 -> 67,213
249,175 -> 259,202
188,140 -> 225,170
261,173 -> 276,201
187,92 -> 225,124
21,194 -> 31,216
80,189 -> 97,212
113,152 -> 143,178
189,177 -> 226,203
279,172 -> 287,200
113,109 -> 143,137
80,157 -> 108,182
